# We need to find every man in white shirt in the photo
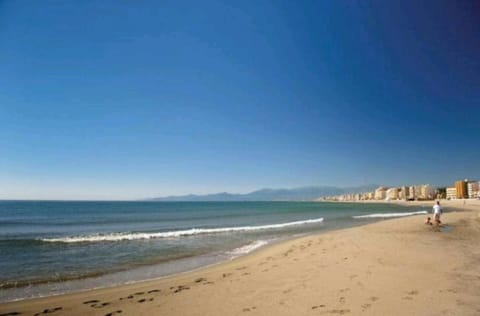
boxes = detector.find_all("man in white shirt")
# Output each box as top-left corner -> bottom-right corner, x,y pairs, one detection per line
433,201 -> 442,225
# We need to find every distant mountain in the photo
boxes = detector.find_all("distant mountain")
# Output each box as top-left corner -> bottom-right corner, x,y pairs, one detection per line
147,185 -> 378,202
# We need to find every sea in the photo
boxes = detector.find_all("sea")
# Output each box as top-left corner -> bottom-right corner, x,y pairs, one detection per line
0,200 -> 429,302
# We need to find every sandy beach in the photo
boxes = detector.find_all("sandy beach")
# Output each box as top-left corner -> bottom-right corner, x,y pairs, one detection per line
1,200 -> 480,316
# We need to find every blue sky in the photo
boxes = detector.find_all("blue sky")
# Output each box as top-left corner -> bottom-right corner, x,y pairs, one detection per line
1,1 -> 479,200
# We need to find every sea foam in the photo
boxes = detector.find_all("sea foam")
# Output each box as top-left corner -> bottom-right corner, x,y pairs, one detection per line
353,211 -> 427,219
228,240 -> 270,257
41,217 -> 324,243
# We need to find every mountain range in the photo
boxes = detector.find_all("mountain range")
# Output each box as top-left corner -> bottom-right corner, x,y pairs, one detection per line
147,185 -> 378,202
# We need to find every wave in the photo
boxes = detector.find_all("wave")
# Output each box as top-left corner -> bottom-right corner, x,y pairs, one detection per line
353,211 -> 427,219
40,217 -> 324,243
228,240 -> 269,257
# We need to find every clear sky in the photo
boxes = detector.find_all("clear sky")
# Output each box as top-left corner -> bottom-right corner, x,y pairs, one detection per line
1,1 -> 479,200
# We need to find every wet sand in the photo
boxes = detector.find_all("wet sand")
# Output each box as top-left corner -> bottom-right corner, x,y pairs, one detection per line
1,205 -> 480,316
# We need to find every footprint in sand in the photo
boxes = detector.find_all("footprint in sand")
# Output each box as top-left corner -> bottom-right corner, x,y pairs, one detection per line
311,304 -> 325,309
327,309 -> 350,314
83,300 -> 99,304
0,312 -> 21,316
369,297 -> 379,302
96,302 -> 111,308
33,307 -> 63,316
147,289 -> 161,293
361,303 -> 371,311
339,297 -> 346,304
402,290 -> 418,300
173,285 -> 190,293
105,311 -> 122,316
195,278 -> 206,283
222,273 -> 233,278
242,306 -> 256,312
236,266 -> 247,271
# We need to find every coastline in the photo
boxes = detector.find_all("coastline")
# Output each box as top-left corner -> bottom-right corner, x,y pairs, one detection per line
1,202 -> 480,315
319,198 -> 480,211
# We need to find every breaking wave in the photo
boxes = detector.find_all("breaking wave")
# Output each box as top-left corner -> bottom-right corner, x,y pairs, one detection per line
353,211 -> 427,219
40,218 -> 324,243
228,240 -> 270,257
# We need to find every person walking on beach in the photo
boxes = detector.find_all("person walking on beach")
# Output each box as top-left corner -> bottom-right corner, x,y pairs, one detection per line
433,201 -> 442,225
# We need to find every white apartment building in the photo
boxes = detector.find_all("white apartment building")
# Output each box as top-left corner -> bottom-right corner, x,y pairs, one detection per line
467,181 -> 479,198
408,186 -> 416,199
399,186 -> 409,200
446,187 -> 457,200
375,187 -> 388,200
420,184 -> 435,200
386,188 -> 399,200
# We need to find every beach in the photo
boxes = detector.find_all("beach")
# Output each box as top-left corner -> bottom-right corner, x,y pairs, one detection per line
1,201 -> 479,316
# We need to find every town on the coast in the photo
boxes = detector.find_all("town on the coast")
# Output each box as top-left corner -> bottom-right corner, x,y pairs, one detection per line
319,179 -> 480,202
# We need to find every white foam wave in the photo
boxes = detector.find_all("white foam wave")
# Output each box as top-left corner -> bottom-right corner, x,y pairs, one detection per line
353,211 -> 427,219
228,240 -> 269,257
41,218 -> 324,243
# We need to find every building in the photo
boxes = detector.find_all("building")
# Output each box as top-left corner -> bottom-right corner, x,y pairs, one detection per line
467,181 -> 479,199
374,187 -> 388,200
399,186 -> 409,200
446,187 -> 457,200
408,186 -> 416,199
455,180 -> 468,199
414,185 -> 420,199
386,187 -> 399,200
435,187 -> 447,199
420,185 -> 435,200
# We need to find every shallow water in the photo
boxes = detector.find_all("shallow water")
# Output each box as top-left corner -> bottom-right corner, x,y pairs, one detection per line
0,200 -> 428,302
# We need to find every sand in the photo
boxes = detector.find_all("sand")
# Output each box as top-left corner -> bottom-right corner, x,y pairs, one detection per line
1,201 -> 480,316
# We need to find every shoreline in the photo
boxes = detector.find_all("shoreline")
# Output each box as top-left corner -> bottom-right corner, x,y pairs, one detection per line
2,202 -> 480,315
0,202 -> 422,303
0,204 -> 427,304
319,198 -> 480,212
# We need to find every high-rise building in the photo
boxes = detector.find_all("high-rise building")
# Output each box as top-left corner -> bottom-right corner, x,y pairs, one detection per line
467,181 -> 479,199
374,187 -> 388,200
400,186 -> 409,200
414,186 -> 422,199
455,180 -> 468,199
420,185 -> 435,200
408,186 -> 415,199
386,188 -> 399,200
446,187 -> 457,200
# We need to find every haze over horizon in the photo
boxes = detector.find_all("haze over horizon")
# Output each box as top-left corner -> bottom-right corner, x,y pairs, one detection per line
1,1 -> 479,200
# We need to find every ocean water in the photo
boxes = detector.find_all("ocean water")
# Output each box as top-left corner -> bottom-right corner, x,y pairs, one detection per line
0,201 -> 428,302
